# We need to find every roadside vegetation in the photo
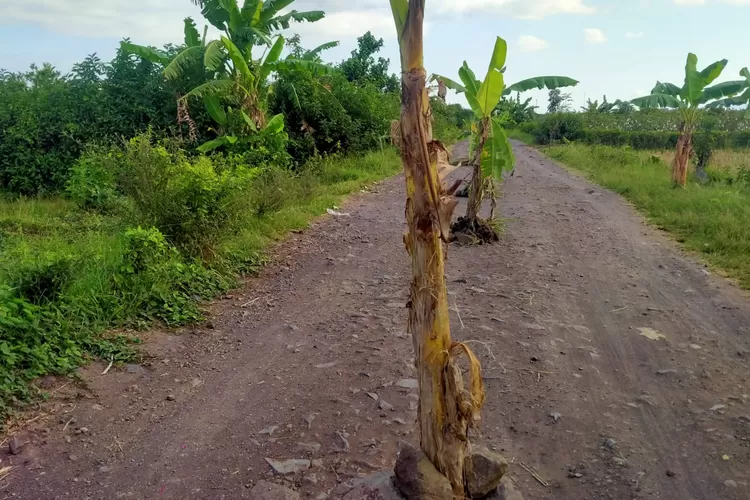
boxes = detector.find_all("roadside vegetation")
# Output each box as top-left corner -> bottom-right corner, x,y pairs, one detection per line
0,0 -> 467,420
500,62 -> 750,288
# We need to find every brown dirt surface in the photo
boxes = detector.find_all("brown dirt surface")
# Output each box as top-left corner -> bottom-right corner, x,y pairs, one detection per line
3,141 -> 750,500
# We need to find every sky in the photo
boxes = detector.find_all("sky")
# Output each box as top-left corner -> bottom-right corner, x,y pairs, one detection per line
1,0 -> 750,110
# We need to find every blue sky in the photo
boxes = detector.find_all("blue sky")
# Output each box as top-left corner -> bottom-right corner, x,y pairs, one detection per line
1,0 -> 749,109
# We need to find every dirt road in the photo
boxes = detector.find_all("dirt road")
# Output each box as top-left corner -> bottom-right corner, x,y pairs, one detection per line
4,142 -> 750,500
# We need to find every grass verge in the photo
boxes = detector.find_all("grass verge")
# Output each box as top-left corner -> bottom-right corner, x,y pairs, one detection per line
545,144 -> 750,289
507,128 -> 535,145
0,149 -> 401,422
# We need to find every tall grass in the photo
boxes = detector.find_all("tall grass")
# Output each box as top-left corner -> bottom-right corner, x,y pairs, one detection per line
545,144 -> 750,288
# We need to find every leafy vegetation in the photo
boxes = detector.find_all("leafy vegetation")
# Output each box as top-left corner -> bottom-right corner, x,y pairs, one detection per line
0,0 -> 430,421
432,36 -> 577,236
631,54 -> 749,186
546,143 -> 750,288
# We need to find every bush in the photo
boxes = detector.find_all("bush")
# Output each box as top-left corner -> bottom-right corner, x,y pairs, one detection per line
66,148 -> 118,210
533,113 -> 584,144
116,226 -> 230,325
432,99 -> 472,144
114,133 -> 257,257
270,71 -> 399,163
4,251 -> 75,305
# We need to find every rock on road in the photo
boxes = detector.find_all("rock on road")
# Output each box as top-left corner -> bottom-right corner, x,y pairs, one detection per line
4,141 -> 750,500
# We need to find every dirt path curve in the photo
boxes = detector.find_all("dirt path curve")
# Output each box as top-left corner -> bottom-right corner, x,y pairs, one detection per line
5,141 -> 750,500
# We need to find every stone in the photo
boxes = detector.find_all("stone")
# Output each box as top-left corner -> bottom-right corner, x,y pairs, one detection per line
486,476 -> 525,500
334,431 -> 351,452
166,394 -> 176,401
393,441 -> 453,500
9,436 -> 25,455
340,471 -> 405,500
379,399 -> 394,412
125,364 -> 145,375
464,446 -> 508,498
264,458 -> 311,475
249,480 -> 301,500
724,480 -> 737,488
297,442 -> 321,454
396,379 -> 419,390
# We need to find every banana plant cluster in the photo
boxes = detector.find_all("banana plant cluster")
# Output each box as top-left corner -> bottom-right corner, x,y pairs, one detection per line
122,0 -> 335,152
631,54 -> 749,186
433,36 -> 578,222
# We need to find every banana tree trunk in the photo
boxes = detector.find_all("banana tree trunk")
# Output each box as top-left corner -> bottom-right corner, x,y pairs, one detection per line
466,117 -> 490,220
673,123 -> 693,188
396,1 -> 482,495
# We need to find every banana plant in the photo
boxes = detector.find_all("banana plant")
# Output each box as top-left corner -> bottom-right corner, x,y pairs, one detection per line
389,0 -> 485,496
190,0 -> 324,49
183,34 -> 335,152
432,37 -> 578,226
706,67 -> 750,118
123,0 -> 335,152
631,54 -> 747,187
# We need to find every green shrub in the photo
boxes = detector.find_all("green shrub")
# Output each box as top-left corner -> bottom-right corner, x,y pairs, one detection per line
270,71 -> 399,163
251,167 -> 301,217
66,148 -> 118,210
533,113 -> 584,144
115,133 -> 257,257
5,252 -> 75,305
432,99 -> 472,144
122,226 -> 169,274
115,226 -> 230,325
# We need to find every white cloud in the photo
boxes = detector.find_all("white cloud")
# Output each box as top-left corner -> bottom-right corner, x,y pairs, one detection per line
625,31 -> 645,39
0,0 -> 203,45
0,0 -> 396,47
435,0 -> 596,19
584,28 -> 608,44
517,35 -> 549,52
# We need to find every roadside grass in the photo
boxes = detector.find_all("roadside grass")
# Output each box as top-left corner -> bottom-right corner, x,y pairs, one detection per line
507,128 -> 534,144
0,149 -> 401,422
544,144 -> 750,289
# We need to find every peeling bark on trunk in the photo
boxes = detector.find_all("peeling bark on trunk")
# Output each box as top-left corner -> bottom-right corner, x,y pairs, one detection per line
466,118 -> 490,220
401,66 -> 465,496
672,124 -> 693,188
396,3 -> 485,496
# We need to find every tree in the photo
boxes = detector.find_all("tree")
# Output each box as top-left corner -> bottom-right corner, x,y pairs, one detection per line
389,0 -> 485,495
547,88 -> 572,113
631,53 -> 748,187
340,31 -> 400,93
432,38 -> 578,237
495,93 -> 537,125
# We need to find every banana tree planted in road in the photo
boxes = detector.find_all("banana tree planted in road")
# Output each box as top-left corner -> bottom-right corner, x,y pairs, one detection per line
432,38 -> 578,239
389,0 -> 486,496
631,54 -> 748,187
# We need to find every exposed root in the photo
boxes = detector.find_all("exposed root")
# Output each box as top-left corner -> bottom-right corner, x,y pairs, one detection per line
451,216 -> 500,245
